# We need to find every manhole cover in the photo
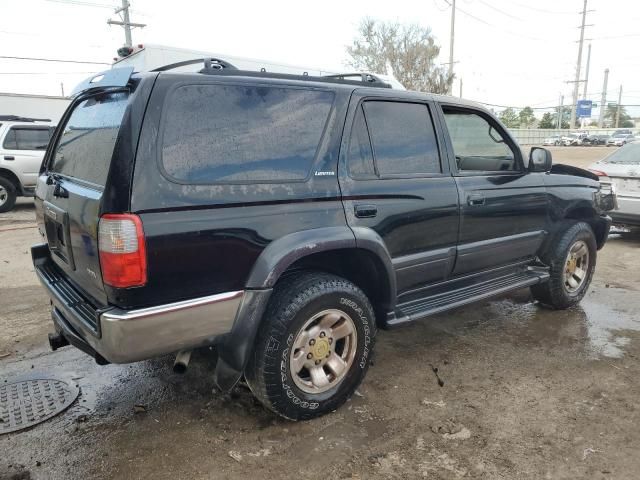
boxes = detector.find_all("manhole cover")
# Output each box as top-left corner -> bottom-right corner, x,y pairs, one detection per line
0,377 -> 79,434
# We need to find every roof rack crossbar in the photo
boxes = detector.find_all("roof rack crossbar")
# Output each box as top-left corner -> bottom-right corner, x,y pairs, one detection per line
323,72 -> 386,84
152,58 -> 237,72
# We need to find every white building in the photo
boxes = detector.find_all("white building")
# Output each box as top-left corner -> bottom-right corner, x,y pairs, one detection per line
0,92 -> 69,124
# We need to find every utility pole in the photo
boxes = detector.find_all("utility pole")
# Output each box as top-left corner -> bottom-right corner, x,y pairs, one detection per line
615,85 -> 622,128
582,43 -> 591,99
598,68 -> 609,128
60,82 -> 64,97
557,94 -> 564,130
448,0 -> 456,95
459,78 -> 463,98
570,0 -> 590,129
108,0 -> 146,47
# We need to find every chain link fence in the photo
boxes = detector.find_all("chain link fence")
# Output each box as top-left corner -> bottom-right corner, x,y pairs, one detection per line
509,128 -> 637,145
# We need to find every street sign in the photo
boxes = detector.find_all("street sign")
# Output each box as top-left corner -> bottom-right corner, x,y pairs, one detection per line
577,100 -> 592,118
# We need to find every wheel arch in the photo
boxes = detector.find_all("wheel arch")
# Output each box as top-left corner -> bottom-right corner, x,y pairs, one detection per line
0,168 -> 21,191
563,205 -> 609,250
214,226 -> 396,393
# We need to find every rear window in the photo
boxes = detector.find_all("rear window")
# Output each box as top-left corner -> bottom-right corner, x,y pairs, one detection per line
50,91 -> 128,187
3,127 -> 52,150
161,84 -> 334,183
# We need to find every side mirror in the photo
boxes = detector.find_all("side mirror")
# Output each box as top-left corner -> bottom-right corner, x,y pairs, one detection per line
529,147 -> 552,172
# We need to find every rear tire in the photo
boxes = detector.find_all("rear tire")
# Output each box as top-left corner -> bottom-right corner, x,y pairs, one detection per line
245,272 -> 376,420
0,177 -> 17,213
531,222 -> 596,309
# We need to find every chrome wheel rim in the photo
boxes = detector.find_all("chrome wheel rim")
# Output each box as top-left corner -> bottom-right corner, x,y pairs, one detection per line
563,240 -> 589,293
0,186 -> 7,207
289,309 -> 357,394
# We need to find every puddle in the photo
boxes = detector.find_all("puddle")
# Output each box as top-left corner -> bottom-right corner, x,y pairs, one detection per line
479,287 -> 640,359
580,289 -> 639,358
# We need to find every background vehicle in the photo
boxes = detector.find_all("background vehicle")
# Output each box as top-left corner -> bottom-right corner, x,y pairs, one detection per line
586,134 -> 610,145
562,132 -> 589,146
543,135 -> 562,146
0,116 -> 55,212
607,134 -> 635,147
32,63 -> 611,421
590,142 -> 640,227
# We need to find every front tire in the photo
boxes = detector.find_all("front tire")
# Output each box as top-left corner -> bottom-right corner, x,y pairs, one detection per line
245,272 -> 376,420
531,222 -> 596,309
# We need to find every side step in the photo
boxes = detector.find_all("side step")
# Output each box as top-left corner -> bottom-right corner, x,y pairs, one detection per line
388,269 -> 549,328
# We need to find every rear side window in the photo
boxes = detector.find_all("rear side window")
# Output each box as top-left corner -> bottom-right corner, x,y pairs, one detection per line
348,106 -> 376,178
3,127 -> 52,150
50,91 -> 128,187
362,101 -> 441,176
161,84 -> 334,183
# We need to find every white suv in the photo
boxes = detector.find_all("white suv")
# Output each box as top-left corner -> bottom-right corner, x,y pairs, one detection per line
0,116 -> 55,212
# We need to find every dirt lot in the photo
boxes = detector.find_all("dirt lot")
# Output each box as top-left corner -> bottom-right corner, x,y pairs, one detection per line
2,147 -> 640,480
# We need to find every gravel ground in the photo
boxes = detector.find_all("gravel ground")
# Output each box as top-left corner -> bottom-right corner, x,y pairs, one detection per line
2,147 -> 639,480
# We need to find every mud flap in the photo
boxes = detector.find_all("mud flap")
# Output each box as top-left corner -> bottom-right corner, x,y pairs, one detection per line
213,289 -> 272,392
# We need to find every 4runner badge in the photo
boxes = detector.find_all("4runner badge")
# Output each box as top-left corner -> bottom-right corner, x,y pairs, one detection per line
314,171 -> 335,176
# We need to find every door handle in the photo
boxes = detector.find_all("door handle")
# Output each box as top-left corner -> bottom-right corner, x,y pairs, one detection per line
3,156 -> 15,161
53,182 -> 69,198
467,194 -> 485,206
354,204 -> 377,218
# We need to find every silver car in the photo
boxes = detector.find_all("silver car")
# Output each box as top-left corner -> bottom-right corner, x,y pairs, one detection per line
589,142 -> 640,226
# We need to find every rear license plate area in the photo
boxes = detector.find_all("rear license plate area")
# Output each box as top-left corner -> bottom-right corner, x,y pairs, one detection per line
43,201 -> 75,270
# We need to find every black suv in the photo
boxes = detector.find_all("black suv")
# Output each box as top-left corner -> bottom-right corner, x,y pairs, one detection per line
32,62 -> 612,420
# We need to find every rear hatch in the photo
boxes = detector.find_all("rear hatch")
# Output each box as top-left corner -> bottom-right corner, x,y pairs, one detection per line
35,91 -> 130,306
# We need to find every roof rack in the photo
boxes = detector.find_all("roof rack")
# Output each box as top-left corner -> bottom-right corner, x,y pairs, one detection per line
151,58 -> 237,72
0,115 -> 51,123
151,58 -> 393,89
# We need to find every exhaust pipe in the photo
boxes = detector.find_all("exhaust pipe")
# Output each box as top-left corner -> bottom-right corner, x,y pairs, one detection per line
173,350 -> 192,374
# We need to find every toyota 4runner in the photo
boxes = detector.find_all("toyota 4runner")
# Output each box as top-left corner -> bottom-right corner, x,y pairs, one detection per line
32,62 -> 612,420
0,116 -> 55,212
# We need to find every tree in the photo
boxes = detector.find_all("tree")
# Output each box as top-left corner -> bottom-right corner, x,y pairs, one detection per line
539,112 -> 555,129
550,107 -> 571,129
347,19 -> 453,94
604,105 -> 634,128
518,106 -> 536,128
499,108 -> 519,128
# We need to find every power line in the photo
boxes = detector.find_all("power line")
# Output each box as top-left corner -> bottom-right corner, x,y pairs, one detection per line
474,0 -> 523,21
488,0 -> 577,15
0,55 -> 110,65
443,0 -> 549,41
44,0 -> 116,8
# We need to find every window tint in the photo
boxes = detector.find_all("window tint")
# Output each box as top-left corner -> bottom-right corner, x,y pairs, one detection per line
443,109 -> 518,172
348,106 -> 375,177
162,84 -> 334,183
3,127 -> 52,150
363,101 -> 441,176
51,91 -> 128,186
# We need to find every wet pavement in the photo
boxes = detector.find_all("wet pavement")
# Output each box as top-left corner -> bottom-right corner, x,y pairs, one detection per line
2,192 -> 640,478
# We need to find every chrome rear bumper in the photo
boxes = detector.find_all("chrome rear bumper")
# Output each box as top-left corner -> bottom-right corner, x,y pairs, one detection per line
32,244 -> 243,363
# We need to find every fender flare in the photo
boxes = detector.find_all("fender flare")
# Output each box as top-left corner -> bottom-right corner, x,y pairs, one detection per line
213,226 -> 396,392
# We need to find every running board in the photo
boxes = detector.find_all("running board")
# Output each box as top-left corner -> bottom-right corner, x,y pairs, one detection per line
387,269 -> 549,328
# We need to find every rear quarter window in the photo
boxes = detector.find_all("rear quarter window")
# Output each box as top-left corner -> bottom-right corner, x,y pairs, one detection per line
161,84 -> 334,183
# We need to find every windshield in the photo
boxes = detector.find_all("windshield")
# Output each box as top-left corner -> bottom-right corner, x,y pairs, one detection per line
604,143 -> 640,164
50,91 -> 128,187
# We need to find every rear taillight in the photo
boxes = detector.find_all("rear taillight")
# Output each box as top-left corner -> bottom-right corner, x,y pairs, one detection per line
589,169 -> 609,177
98,214 -> 147,288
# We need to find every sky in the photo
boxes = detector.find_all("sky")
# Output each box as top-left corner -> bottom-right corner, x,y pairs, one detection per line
1,0 -> 639,119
